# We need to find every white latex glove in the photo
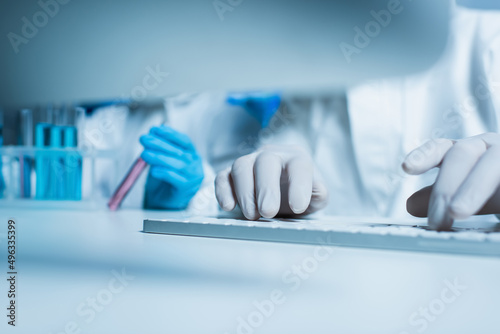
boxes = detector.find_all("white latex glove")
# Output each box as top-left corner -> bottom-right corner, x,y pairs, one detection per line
215,146 -> 328,220
403,133 -> 500,230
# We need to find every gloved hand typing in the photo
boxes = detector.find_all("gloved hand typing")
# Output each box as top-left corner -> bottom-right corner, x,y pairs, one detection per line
403,133 -> 500,230
140,125 -> 204,210
215,146 -> 328,220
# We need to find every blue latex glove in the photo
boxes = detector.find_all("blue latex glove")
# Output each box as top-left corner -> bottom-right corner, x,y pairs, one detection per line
227,92 -> 281,128
140,125 -> 204,210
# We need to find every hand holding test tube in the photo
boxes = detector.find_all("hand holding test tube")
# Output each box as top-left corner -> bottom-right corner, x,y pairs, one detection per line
108,125 -> 203,211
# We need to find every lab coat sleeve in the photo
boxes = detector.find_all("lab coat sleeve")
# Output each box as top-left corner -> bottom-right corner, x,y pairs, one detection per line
484,34 -> 500,132
492,44 -> 500,221
488,36 -> 500,221
481,20 -> 500,220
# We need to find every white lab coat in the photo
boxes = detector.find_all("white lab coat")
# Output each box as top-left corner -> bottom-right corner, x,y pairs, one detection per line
257,5 -> 500,219
348,5 -> 500,219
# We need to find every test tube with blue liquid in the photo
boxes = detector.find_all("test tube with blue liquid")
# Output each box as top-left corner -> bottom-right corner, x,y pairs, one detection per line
19,109 -> 33,198
48,125 -> 65,199
35,104 -> 54,199
35,122 -> 51,199
31,104 -> 83,201
50,106 -> 65,199
63,124 -> 81,200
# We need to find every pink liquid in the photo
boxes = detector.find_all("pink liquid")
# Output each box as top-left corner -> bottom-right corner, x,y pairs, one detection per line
107,157 -> 147,211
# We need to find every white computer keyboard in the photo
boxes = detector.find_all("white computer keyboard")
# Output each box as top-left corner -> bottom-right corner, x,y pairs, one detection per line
143,216 -> 500,257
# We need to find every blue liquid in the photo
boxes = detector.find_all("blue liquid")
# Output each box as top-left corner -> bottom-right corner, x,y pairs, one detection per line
35,123 -> 51,199
20,156 -> 32,198
49,126 -> 65,200
63,126 -> 82,200
35,124 -> 82,201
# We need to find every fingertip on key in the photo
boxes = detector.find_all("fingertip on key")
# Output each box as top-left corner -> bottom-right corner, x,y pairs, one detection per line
428,195 -> 454,231
218,195 -> 235,212
259,205 -> 279,219
244,212 -> 261,221
242,203 -> 260,221
258,191 -> 279,218
289,192 -> 310,215
289,202 -> 308,215
221,203 -> 234,212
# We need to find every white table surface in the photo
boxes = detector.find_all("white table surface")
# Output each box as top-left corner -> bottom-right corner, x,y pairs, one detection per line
0,208 -> 499,334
